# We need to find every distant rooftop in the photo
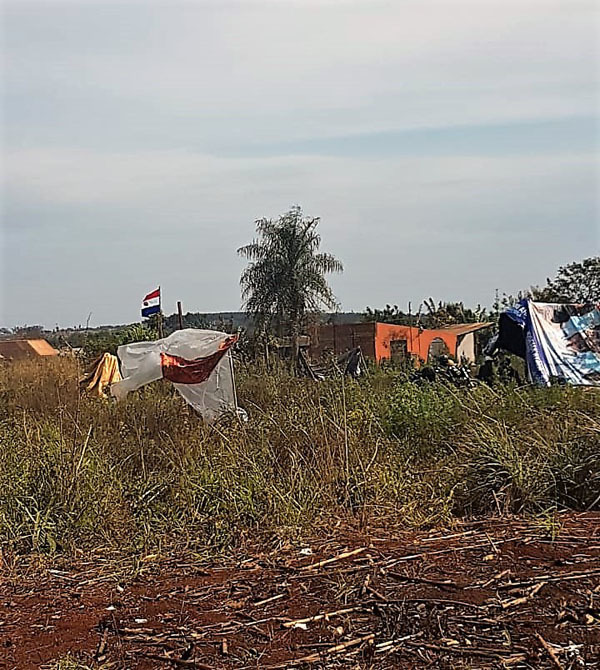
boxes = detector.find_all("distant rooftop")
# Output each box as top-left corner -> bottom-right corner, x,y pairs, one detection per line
0,338 -> 59,360
437,322 -> 494,336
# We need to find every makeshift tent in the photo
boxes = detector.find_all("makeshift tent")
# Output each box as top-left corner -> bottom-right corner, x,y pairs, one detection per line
490,300 -> 600,386
0,338 -> 58,360
111,329 -> 239,422
80,353 -> 122,396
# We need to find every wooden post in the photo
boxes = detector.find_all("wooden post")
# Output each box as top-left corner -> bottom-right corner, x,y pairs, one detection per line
228,349 -> 240,420
408,301 -> 414,360
177,301 -> 184,330
158,286 -> 164,339
333,321 -> 337,355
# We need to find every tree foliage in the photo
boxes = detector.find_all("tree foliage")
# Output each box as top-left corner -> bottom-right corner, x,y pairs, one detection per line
532,257 -> 600,303
421,299 -> 487,328
363,300 -> 487,328
79,322 -> 159,359
8,325 -> 46,338
363,304 -> 413,325
238,207 -> 343,338
497,257 -> 600,311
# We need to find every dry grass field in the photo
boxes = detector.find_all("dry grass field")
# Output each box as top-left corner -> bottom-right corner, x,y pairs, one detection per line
0,358 -> 599,668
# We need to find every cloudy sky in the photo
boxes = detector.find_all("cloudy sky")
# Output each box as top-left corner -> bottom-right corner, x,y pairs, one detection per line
2,0 -> 598,328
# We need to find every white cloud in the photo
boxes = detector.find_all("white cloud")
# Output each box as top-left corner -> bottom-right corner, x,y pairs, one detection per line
5,0 -> 596,144
6,146 -> 594,210
2,0 -> 598,326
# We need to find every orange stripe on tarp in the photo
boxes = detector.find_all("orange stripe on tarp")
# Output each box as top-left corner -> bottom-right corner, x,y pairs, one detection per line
160,336 -> 237,384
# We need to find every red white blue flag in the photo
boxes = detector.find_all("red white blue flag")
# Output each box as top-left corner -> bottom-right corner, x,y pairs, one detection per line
141,288 -> 160,318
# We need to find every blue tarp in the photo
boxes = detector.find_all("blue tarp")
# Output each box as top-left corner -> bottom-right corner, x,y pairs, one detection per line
503,300 -> 600,386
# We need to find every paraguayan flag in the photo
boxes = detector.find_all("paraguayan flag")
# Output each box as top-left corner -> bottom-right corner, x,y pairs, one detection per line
141,288 -> 161,318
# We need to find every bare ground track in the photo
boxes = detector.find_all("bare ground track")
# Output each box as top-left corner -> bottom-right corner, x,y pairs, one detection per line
1,513 -> 599,669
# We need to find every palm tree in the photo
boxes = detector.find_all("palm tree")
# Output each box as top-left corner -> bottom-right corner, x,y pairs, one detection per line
238,206 -> 343,357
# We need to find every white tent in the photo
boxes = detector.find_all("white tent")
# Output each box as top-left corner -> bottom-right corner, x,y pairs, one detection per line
111,328 -> 238,422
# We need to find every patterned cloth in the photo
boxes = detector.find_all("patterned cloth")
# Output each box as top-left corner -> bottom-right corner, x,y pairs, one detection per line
503,300 -> 600,386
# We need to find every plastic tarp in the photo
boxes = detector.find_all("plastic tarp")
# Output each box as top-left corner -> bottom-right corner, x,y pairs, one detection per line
500,301 -> 600,386
81,352 -> 122,396
528,302 -> 600,386
111,329 -> 238,421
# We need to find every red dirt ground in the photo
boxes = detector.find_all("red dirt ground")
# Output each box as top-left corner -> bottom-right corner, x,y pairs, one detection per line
1,513 -> 599,669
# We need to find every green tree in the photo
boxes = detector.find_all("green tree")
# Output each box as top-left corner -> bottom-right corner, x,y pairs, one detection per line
11,325 -> 47,338
362,304 -> 413,325
81,322 -> 158,359
238,206 -> 343,356
497,257 -> 600,310
421,299 -> 487,328
533,257 -> 600,303
362,300 -> 487,328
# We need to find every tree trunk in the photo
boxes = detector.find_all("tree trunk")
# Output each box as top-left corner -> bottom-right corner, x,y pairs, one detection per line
290,314 -> 301,372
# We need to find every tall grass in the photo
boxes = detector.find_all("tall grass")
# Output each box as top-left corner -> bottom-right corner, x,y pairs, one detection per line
0,357 -> 598,555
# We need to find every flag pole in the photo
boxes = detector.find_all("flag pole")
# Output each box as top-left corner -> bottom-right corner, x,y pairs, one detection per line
158,285 -> 164,339
228,348 -> 240,420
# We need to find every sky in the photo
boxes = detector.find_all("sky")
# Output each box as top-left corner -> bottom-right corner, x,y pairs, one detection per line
2,0 -> 599,328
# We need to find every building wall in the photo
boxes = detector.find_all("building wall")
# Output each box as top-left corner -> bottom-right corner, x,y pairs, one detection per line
310,322 -> 473,363
456,332 -> 475,363
375,323 -> 458,363
309,322 -> 376,360
374,323 -> 416,361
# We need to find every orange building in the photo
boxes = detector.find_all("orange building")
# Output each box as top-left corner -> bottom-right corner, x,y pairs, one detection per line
309,322 -> 492,364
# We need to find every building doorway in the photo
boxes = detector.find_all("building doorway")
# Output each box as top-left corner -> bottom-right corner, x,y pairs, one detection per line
428,337 -> 449,362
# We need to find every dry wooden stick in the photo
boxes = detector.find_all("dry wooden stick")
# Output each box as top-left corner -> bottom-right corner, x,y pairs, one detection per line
375,632 -> 423,652
535,633 -> 564,670
301,546 -> 367,570
253,593 -> 286,607
385,536 -> 522,565
282,605 -> 363,628
389,571 -> 458,589
239,614 -> 290,627
118,627 -> 157,635
365,584 -> 387,601
403,641 -> 526,663
371,597 -> 485,610
269,633 -> 375,667
140,652 -> 215,669
501,581 -> 546,609
95,628 -> 109,660
419,530 -> 479,543
318,633 -> 375,656
497,568 -> 600,589
474,568 -> 511,589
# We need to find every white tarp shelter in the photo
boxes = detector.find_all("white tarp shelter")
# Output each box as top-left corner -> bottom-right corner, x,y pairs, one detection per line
111,328 -> 238,422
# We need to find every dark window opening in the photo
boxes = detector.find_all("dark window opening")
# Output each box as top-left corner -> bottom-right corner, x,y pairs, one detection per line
390,339 -> 408,362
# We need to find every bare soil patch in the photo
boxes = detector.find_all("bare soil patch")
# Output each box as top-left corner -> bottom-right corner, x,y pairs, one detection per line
1,513 -> 599,669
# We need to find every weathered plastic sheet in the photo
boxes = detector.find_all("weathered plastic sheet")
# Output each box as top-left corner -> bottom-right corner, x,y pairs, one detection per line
111,328 -> 237,421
